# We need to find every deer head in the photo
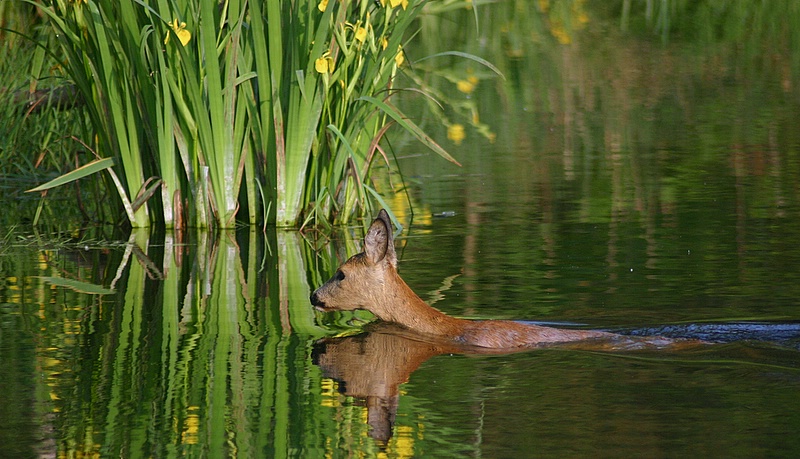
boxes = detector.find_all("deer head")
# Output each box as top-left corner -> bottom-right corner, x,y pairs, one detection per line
310,209 -> 400,314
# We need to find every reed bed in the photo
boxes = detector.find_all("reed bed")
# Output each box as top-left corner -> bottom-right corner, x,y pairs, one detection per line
23,0 -> 460,228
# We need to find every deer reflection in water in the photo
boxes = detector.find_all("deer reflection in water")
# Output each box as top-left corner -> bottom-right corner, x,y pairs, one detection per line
312,323 -> 469,445
312,321 -> 708,445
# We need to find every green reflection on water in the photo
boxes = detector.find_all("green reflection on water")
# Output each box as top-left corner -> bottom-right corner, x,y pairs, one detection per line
0,230 -> 331,457
1,227 -> 472,457
392,0 -> 800,327
2,225 -> 799,458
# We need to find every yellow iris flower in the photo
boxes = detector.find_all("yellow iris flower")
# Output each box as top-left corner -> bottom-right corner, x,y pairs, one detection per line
456,76 -> 479,94
354,26 -> 367,43
389,0 -> 409,9
315,51 -> 335,74
165,19 -> 191,46
447,124 -> 465,145
394,45 -> 405,67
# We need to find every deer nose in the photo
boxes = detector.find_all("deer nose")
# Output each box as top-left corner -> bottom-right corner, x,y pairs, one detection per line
310,291 -> 325,308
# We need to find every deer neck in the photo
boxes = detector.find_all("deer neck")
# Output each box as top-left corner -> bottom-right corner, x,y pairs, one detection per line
374,272 -> 465,338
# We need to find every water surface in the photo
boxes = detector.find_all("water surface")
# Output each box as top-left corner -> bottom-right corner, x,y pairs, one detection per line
3,2 -> 800,457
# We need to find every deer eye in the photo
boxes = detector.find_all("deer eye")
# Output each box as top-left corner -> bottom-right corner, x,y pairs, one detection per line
334,270 -> 345,282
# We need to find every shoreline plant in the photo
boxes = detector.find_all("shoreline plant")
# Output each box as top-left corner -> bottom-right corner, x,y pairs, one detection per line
22,0 -> 461,229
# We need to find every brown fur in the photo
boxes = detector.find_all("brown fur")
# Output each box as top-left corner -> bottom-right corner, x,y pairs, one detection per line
310,209 -> 628,349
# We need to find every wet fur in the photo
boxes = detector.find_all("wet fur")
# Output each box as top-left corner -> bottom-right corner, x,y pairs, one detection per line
310,210 -> 622,349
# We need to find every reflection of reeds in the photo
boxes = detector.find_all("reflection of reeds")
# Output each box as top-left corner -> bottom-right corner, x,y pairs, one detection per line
410,0 -> 800,150
24,229 -> 338,454
398,1 -> 800,318
28,227 -> 427,455
404,0 -> 800,222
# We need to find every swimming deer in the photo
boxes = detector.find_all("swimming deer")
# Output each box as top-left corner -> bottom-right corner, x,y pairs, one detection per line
310,209 -> 686,350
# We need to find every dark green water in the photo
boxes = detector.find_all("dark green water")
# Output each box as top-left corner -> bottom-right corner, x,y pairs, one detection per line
3,2 -> 800,457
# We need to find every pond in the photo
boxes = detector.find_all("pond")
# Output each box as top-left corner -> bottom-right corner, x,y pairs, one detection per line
3,1 -> 800,457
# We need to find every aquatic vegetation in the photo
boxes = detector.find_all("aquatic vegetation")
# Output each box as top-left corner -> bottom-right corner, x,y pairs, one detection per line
17,0 -> 461,228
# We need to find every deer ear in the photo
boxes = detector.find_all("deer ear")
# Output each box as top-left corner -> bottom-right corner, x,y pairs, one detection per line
364,210 -> 397,266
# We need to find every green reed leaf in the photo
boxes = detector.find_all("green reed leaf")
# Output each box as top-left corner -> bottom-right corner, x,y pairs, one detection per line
26,157 -> 115,192
357,96 -> 462,167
